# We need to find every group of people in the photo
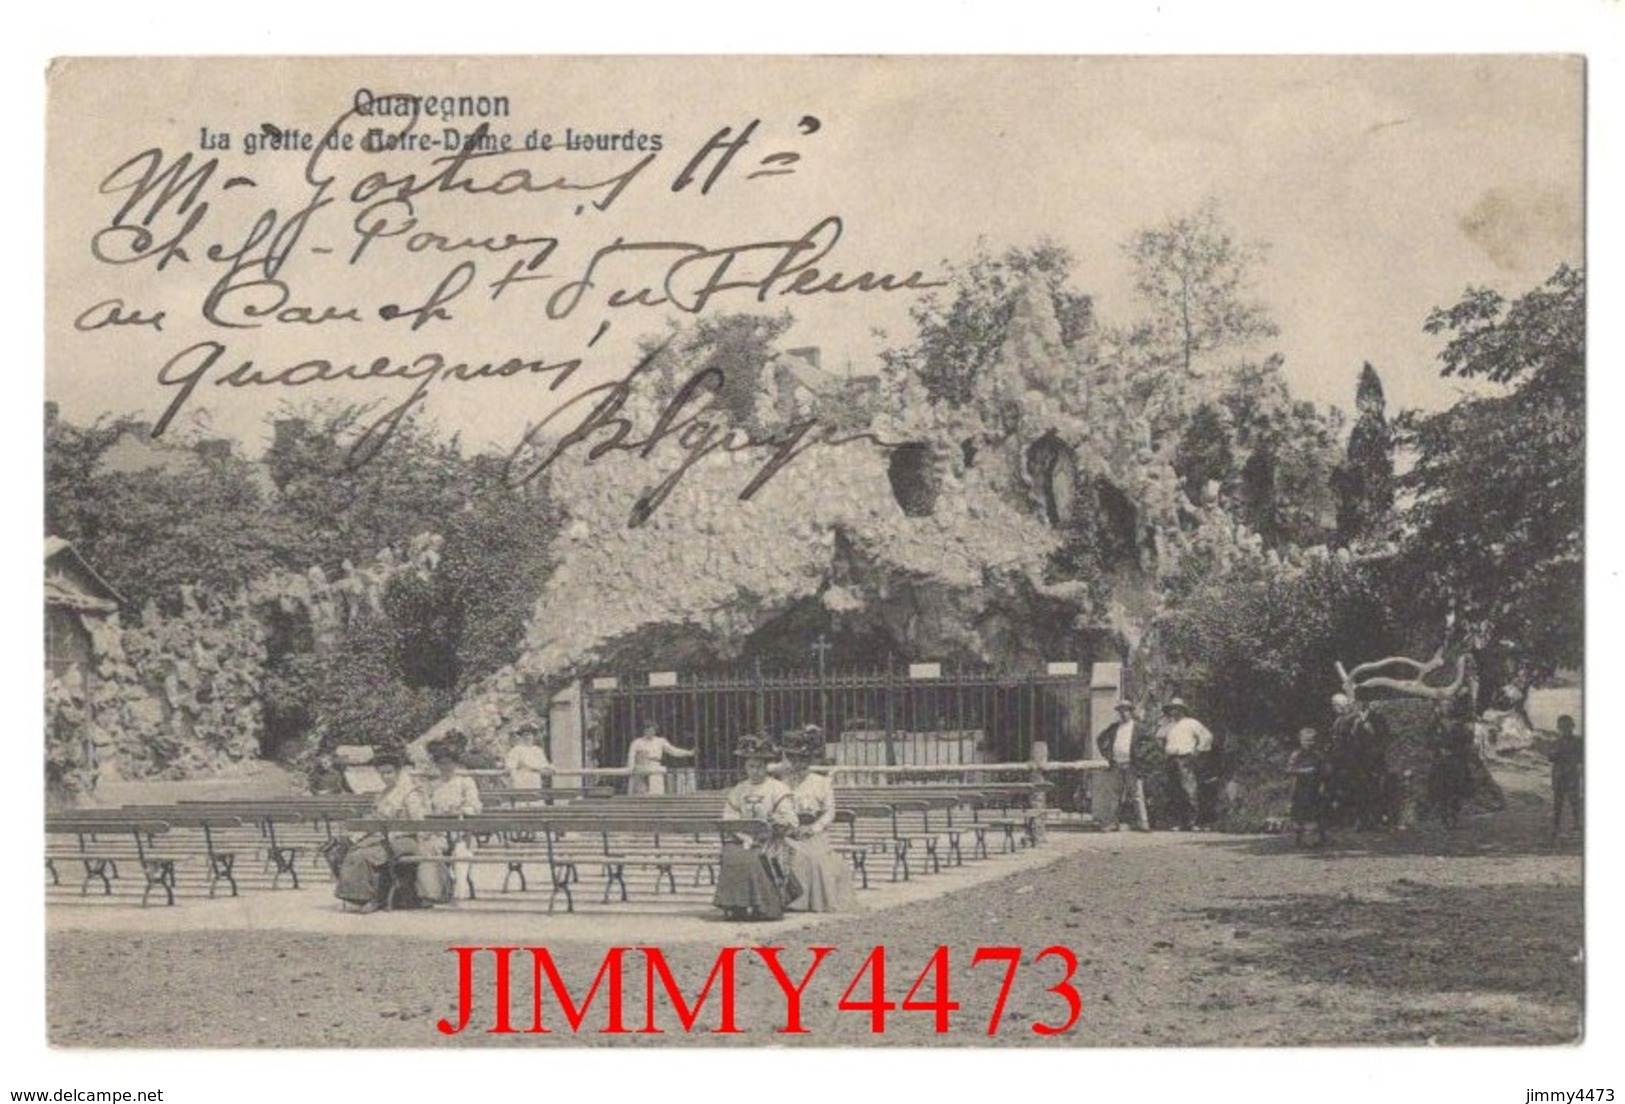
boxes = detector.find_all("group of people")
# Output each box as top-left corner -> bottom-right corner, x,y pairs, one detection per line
713,726 -> 858,921
332,730 -> 489,912
1285,693 -> 1582,846
1284,692 -> 1402,845
1094,696 -> 1224,832
1094,687 -> 1580,845
328,719 -> 859,920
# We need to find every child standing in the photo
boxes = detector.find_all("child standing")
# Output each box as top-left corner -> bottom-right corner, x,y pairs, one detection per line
1286,727 -> 1331,847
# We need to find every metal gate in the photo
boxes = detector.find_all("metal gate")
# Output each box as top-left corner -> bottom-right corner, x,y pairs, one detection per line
582,664 -> 1090,790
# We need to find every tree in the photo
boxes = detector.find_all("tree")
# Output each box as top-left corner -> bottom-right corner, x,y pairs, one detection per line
1218,356 -> 1341,548
264,404 -> 476,576
1157,555 -> 1406,737
637,312 -> 797,434
882,241 -> 1094,409
46,416 -> 283,611
1331,362 -> 1396,547
1395,265 -> 1583,669
1120,203 -> 1279,382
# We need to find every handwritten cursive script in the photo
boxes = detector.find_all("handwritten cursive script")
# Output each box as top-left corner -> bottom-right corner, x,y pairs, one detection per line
505,344 -> 902,528
80,91 -> 938,525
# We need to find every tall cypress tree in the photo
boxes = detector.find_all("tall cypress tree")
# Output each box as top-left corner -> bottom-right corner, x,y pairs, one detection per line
1332,362 -> 1396,547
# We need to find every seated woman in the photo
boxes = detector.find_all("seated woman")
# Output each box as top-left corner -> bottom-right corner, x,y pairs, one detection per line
424,731 -> 483,903
334,748 -> 431,913
714,734 -> 798,921
780,726 -> 858,912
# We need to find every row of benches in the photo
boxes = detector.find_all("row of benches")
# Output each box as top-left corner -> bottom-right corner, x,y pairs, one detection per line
341,784 -> 1047,911
46,783 -> 1046,909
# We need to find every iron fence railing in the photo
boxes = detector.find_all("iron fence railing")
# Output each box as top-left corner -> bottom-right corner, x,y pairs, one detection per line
583,665 -> 1091,792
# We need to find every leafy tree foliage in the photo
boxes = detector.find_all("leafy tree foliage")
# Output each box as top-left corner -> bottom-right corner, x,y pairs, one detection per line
1157,555 -> 1406,737
1118,203 -> 1279,399
284,611 -> 454,749
1395,265 -> 1584,669
1331,362 -> 1396,546
882,241 -> 1094,409
46,415 -> 282,612
264,406 -> 476,576
47,402 -> 563,763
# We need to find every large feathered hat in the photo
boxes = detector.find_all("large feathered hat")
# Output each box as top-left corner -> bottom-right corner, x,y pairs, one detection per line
782,724 -> 826,760
426,729 -> 469,765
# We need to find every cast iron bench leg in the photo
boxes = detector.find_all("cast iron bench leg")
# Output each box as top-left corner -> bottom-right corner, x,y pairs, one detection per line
270,847 -> 300,890
847,850 -> 869,890
503,861 -> 528,893
82,858 -> 114,897
547,868 -> 575,914
602,863 -> 628,903
972,826 -> 990,861
892,840 -> 911,882
141,860 -> 176,907
208,853 -> 239,898
656,863 -> 676,894
46,858 -> 59,886
946,831 -> 964,867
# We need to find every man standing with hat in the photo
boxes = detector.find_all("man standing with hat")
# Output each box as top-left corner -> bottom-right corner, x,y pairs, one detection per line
1095,700 -> 1150,831
1158,697 -> 1214,831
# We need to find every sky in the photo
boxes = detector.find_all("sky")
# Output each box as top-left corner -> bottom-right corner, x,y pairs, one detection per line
44,55 -> 1583,454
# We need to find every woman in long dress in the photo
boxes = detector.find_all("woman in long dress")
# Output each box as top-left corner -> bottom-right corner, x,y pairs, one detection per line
504,721 -> 553,792
424,733 -> 483,902
334,749 -> 431,912
780,726 -> 858,911
627,722 -> 696,795
714,734 -> 797,921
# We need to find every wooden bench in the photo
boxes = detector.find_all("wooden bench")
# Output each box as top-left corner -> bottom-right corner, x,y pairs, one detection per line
575,794 -> 886,886
173,802 -> 338,888
841,785 -> 1048,854
576,791 -> 984,881
341,814 -> 769,912
46,818 -> 175,906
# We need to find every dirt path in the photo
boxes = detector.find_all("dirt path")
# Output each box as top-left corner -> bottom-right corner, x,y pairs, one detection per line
47,774 -> 1580,1048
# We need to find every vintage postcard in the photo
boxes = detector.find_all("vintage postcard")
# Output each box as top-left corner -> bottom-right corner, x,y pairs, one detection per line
41,55 -> 1584,1061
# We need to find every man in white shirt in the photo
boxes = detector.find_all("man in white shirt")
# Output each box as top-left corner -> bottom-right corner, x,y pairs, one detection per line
1094,700 -> 1149,831
1159,698 -> 1213,830
627,722 -> 697,795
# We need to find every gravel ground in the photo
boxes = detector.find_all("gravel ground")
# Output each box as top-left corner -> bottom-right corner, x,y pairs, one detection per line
47,768 -> 1581,1048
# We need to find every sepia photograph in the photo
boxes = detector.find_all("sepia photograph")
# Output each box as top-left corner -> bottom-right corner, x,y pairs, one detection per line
25,35 -> 1604,1090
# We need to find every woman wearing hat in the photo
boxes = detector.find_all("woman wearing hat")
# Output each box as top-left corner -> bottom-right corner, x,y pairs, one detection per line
424,731 -> 483,903
334,746 -> 431,912
780,726 -> 858,912
714,734 -> 798,921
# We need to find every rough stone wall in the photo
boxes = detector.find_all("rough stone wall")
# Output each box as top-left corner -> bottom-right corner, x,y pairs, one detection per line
45,540 -> 446,800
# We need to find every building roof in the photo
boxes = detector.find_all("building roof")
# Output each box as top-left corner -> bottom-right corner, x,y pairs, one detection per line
45,538 -> 126,612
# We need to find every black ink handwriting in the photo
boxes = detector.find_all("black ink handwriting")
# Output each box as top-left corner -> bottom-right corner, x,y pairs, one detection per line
504,348 -> 901,527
